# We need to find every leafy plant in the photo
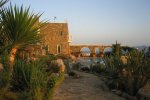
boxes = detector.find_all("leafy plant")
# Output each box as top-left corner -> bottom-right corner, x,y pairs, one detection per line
10,58 -> 48,100
47,61 -> 60,73
72,62 -> 80,70
47,76 -> 58,89
68,71 -> 76,76
105,50 -> 150,96
63,59 -> 70,73
0,4 -> 44,70
0,54 -> 10,88
11,59 -> 32,91
90,64 -> 106,73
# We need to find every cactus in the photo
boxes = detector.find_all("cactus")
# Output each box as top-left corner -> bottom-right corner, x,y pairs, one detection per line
105,50 -> 150,96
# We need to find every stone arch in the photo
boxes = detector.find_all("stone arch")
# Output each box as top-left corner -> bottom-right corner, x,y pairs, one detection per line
104,47 -> 112,55
104,47 -> 112,53
80,47 -> 91,57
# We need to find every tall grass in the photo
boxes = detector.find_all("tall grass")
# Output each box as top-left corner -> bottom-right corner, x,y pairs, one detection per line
11,58 -> 47,99
0,54 -> 10,88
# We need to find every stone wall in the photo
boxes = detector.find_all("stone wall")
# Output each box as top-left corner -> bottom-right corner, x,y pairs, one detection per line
40,23 -> 70,55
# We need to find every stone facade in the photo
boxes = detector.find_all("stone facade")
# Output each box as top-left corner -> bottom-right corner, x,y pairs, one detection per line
40,23 -> 70,55
39,20 -> 111,56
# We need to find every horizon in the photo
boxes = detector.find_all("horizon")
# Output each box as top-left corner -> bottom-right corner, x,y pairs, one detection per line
7,0 -> 150,46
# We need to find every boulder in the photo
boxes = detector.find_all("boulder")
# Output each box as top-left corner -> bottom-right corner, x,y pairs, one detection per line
121,92 -> 130,99
137,86 -> 150,100
111,89 -> 122,96
56,59 -> 65,73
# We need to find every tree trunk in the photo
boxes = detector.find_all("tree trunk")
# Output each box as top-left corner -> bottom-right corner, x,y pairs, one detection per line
9,48 -> 17,71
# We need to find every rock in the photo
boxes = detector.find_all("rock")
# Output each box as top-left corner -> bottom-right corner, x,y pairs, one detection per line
56,59 -> 65,73
137,87 -> 150,100
122,92 -> 130,99
111,89 -> 122,96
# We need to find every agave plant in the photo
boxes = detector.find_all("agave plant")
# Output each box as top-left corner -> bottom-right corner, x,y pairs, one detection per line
0,5 -> 43,71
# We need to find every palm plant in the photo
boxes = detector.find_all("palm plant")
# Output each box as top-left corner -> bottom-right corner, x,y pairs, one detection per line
0,0 -> 8,53
0,5 -> 43,70
0,0 -> 8,8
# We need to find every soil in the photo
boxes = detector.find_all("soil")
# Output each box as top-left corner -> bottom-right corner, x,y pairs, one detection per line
52,71 -> 126,100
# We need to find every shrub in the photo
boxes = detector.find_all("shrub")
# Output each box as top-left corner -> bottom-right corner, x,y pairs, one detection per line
10,58 -> 47,100
0,54 -> 10,88
63,59 -> 70,73
90,64 -> 106,73
105,50 -> 150,96
11,59 -> 32,91
68,71 -> 76,76
72,62 -> 80,70
47,61 -> 60,73
47,76 -> 58,89
46,73 -> 64,100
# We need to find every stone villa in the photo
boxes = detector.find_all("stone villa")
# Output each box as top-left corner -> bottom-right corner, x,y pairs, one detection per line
40,22 -> 71,55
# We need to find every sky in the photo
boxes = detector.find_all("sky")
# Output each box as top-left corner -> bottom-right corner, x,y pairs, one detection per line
6,0 -> 150,46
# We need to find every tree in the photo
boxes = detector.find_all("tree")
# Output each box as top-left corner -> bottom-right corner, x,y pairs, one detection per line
0,5 -> 43,71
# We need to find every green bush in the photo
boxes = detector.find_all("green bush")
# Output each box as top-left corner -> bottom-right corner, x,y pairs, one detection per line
0,54 -> 10,88
90,64 -> 106,73
46,73 -> 64,100
47,76 -> 58,89
68,71 -> 76,76
48,62 -> 60,73
63,59 -> 70,73
11,60 -> 32,91
72,62 -> 80,70
10,58 -> 47,100
105,50 -> 150,96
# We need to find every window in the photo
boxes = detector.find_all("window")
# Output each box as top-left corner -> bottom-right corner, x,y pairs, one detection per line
57,45 -> 61,54
60,31 -> 63,36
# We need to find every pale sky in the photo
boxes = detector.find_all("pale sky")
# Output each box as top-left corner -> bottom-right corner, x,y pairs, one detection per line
7,0 -> 150,46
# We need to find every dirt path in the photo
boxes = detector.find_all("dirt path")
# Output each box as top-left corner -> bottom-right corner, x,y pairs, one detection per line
52,71 -> 125,100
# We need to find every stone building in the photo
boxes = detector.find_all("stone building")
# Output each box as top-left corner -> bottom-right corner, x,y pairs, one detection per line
40,23 -> 71,55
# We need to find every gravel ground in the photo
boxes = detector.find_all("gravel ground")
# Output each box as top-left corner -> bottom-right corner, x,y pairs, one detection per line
52,71 -> 126,100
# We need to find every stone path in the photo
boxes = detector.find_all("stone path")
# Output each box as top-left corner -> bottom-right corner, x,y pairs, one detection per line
52,71 -> 126,100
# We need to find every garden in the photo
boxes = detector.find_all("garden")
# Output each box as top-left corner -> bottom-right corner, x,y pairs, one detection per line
73,43 -> 150,99
0,0 -> 69,100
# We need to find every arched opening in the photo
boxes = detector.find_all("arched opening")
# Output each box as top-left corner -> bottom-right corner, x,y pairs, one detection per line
57,44 -> 61,54
95,48 -> 100,55
104,47 -> 112,56
80,47 -> 91,57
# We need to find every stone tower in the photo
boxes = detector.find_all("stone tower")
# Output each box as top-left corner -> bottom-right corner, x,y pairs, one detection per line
40,23 -> 71,55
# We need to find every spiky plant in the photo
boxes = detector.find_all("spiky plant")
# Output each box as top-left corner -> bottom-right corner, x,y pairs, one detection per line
0,5 -> 43,71
0,0 -> 8,8
105,50 -> 150,96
